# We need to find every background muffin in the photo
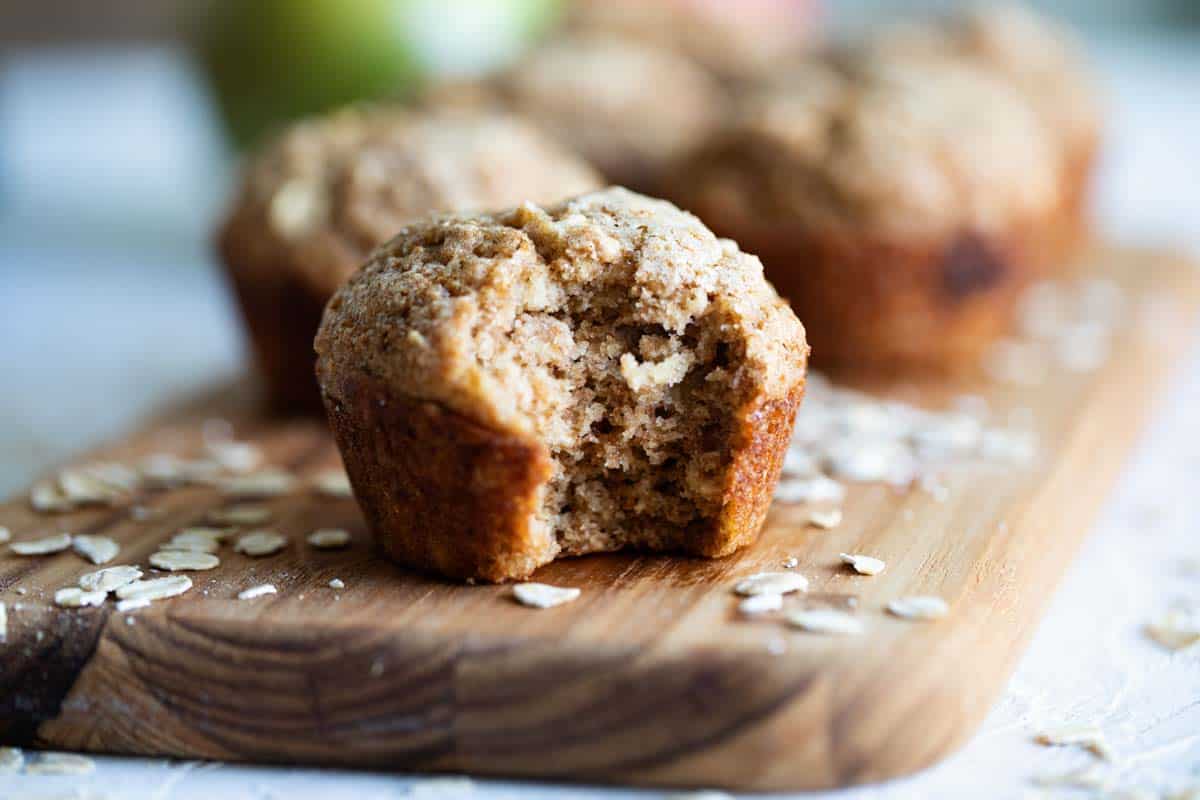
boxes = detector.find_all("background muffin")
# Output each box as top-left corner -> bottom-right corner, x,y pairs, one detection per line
218,106 -> 602,412
566,0 -> 820,85
427,34 -> 725,196
673,56 -> 1061,370
864,4 -> 1102,265
316,188 -> 808,582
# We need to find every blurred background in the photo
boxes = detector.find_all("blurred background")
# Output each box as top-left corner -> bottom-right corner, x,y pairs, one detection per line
1,0 -> 1198,495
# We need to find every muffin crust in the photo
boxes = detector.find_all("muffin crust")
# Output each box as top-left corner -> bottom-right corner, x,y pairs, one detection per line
567,0 -> 818,84
673,56 -> 1061,369
316,188 -> 808,581
864,4 -> 1102,263
218,106 -> 602,411
427,35 -> 725,195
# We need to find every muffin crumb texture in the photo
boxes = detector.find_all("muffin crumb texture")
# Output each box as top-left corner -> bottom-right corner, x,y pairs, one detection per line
317,188 -> 808,581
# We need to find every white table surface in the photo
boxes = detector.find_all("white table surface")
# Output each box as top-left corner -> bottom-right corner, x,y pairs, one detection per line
1,36 -> 1199,800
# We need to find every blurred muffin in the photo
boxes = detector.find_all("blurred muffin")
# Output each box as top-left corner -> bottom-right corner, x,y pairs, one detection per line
316,188 -> 808,582
566,0 -> 820,84
218,106 -> 602,412
865,4 -> 1102,264
429,34 -> 724,195
673,56 -> 1062,370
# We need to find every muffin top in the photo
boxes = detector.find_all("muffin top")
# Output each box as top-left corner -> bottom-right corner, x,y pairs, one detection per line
221,106 -> 603,296
316,188 -> 807,443
566,0 -> 816,84
865,4 -> 1101,154
492,34 -> 725,187
679,55 -> 1061,239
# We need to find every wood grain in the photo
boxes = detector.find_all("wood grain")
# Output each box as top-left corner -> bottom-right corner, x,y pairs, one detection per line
1,246 -> 1197,792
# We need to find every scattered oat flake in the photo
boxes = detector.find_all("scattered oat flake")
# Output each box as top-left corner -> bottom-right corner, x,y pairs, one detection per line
161,528 -> 225,553
782,447 -> 819,478
116,575 -> 193,602
235,530 -> 288,557
209,504 -> 272,526
734,572 -> 808,597
79,565 -> 144,593
1145,610 -> 1200,652
1035,724 -> 1116,761
774,475 -> 846,504
11,532 -> 73,555
140,454 -> 223,486
0,746 -> 21,773
307,528 -> 351,549
787,608 -> 864,635
219,469 -> 297,498
58,466 -> 125,504
150,550 -> 220,571
840,553 -> 886,576
808,508 -> 843,529
887,595 -> 949,621
738,593 -> 783,615
238,584 -> 278,600
85,461 -> 139,488
206,439 -> 263,474
512,582 -> 581,609
329,578 -> 346,589
54,586 -> 109,608
30,479 -> 74,512
782,556 -> 798,569
824,437 -> 917,485
24,752 -> 95,775
116,597 -> 152,613
72,534 -> 119,565
313,469 -> 354,498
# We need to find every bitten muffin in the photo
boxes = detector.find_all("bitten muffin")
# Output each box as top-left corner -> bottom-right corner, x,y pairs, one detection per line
865,4 -> 1102,264
315,188 -> 809,582
672,56 -> 1061,370
428,34 -> 724,196
566,0 -> 819,85
218,106 -> 602,412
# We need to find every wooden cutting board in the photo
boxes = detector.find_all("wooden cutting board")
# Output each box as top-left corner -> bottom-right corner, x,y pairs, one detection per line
1,246 -> 1197,792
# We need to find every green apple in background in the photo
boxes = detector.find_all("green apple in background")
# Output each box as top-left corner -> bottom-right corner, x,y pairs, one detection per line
198,0 -> 563,150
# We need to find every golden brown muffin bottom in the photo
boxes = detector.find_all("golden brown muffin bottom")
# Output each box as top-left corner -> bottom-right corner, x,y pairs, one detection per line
223,261 -> 329,415
322,370 -> 805,583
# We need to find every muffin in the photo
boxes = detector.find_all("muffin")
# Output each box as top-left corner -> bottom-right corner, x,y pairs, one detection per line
218,106 -> 602,412
865,4 -> 1102,264
673,56 -> 1061,369
566,0 -> 820,85
315,188 -> 809,582
428,34 -> 725,196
